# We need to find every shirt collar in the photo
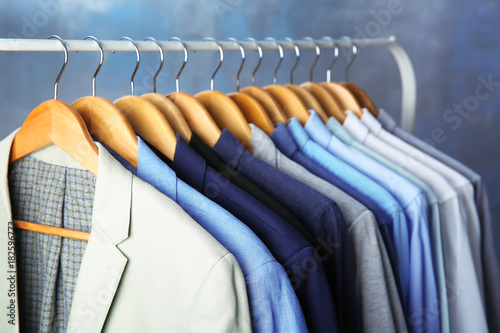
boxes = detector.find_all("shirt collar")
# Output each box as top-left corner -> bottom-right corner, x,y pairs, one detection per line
377,108 -> 397,132
343,110 -> 370,143
269,123 -> 300,159
360,108 -> 383,135
304,110 -> 331,147
326,117 -> 355,144
213,129 -> 247,170
287,117 -> 310,150
137,137 -> 178,202
249,124 -> 278,168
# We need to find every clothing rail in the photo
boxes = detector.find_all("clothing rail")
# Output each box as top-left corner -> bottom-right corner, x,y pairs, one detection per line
0,36 -> 417,133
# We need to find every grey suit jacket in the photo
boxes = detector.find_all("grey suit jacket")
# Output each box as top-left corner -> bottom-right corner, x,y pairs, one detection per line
0,130 -> 252,332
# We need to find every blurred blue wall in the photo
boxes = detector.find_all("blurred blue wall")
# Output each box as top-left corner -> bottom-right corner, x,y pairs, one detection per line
1,0 -> 499,252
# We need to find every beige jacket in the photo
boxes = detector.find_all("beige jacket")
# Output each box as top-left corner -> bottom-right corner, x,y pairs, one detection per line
0,130 -> 252,332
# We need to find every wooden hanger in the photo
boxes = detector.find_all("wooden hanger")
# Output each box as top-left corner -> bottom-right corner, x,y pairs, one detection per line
300,82 -> 344,122
10,36 -> 96,241
264,84 -> 309,125
165,37 -> 221,147
240,86 -> 287,124
196,90 -> 253,152
229,92 -> 275,135
226,38 -> 275,135
339,37 -> 379,117
140,38 -> 192,143
341,81 -> 379,117
72,36 -> 138,168
286,83 -> 329,122
194,38 -> 252,152
115,37 -> 177,161
262,38 -> 310,125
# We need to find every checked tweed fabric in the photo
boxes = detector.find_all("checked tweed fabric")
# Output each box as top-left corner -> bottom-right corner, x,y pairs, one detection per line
8,156 -> 96,333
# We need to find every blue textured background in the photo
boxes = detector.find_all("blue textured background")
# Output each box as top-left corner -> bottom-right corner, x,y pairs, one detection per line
1,0 -> 499,253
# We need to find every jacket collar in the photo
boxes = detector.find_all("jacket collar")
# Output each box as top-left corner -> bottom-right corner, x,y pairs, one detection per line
249,124 -> 279,168
0,130 -> 132,333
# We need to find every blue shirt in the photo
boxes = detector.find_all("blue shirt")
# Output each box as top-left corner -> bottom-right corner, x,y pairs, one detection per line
212,130 -> 360,333
158,135 -> 336,333
112,138 -> 308,333
304,112 -> 439,331
270,123 -> 405,313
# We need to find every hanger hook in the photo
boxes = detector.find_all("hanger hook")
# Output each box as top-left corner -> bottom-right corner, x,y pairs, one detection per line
304,37 -> 320,82
48,35 -> 68,100
244,37 -> 262,86
83,36 -> 103,97
225,38 -> 245,92
321,36 -> 339,82
168,37 -> 188,93
144,37 -> 163,93
283,37 -> 300,84
342,36 -> 358,82
264,37 -> 283,85
119,37 -> 140,95
203,37 -> 223,91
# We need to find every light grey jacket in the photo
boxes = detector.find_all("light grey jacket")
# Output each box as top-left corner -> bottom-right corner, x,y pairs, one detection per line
0,130 -> 252,332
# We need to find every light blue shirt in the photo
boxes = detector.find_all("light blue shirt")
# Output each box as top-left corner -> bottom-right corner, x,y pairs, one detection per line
327,117 -> 450,333
117,138 -> 308,333
304,112 -> 439,333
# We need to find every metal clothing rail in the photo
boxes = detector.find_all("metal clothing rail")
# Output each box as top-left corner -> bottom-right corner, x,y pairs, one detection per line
0,36 -> 417,133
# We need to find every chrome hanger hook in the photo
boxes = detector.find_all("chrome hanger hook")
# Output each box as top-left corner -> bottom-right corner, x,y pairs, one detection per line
83,36 -> 103,97
244,37 -> 262,86
342,36 -> 358,82
225,38 -> 245,92
168,37 -> 188,93
119,37 -> 140,96
321,36 -> 339,82
48,35 -> 68,100
304,37 -> 320,82
203,37 -> 223,91
264,37 -> 283,85
283,37 -> 300,84
144,37 -> 163,93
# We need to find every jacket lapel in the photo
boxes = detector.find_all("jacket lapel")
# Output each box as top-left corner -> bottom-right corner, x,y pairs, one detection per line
67,144 -> 132,332
0,131 -> 133,333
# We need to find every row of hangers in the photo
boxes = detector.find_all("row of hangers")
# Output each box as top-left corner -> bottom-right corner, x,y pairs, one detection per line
9,35 -> 380,241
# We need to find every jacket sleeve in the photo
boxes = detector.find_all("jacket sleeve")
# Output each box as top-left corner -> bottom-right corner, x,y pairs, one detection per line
187,253 -> 252,333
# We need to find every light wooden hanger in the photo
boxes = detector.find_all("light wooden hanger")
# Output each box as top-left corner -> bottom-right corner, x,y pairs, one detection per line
227,38 -> 274,135
264,38 -> 309,126
340,38 -> 379,117
280,37 -> 330,123
318,36 -> 363,119
113,37 -> 177,161
240,38 -> 288,125
139,37 -> 192,143
165,37 -> 221,147
72,36 -> 138,168
194,38 -> 253,152
298,37 -> 346,123
10,36 -> 96,241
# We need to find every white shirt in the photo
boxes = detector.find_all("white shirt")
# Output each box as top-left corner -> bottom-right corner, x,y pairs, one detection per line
343,111 -> 488,333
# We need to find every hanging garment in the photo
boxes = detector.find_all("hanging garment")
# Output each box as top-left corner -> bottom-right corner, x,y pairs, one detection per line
212,130 -> 361,333
303,111 -> 439,333
361,109 -> 484,303
158,135 -> 338,333
0,131 -> 252,333
250,123 -> 408,333
108,136 -> 308,333
377,108 -> 500,333
189,132 -> 317,246
341,111 -> 488,333
327,116 -> 450,333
